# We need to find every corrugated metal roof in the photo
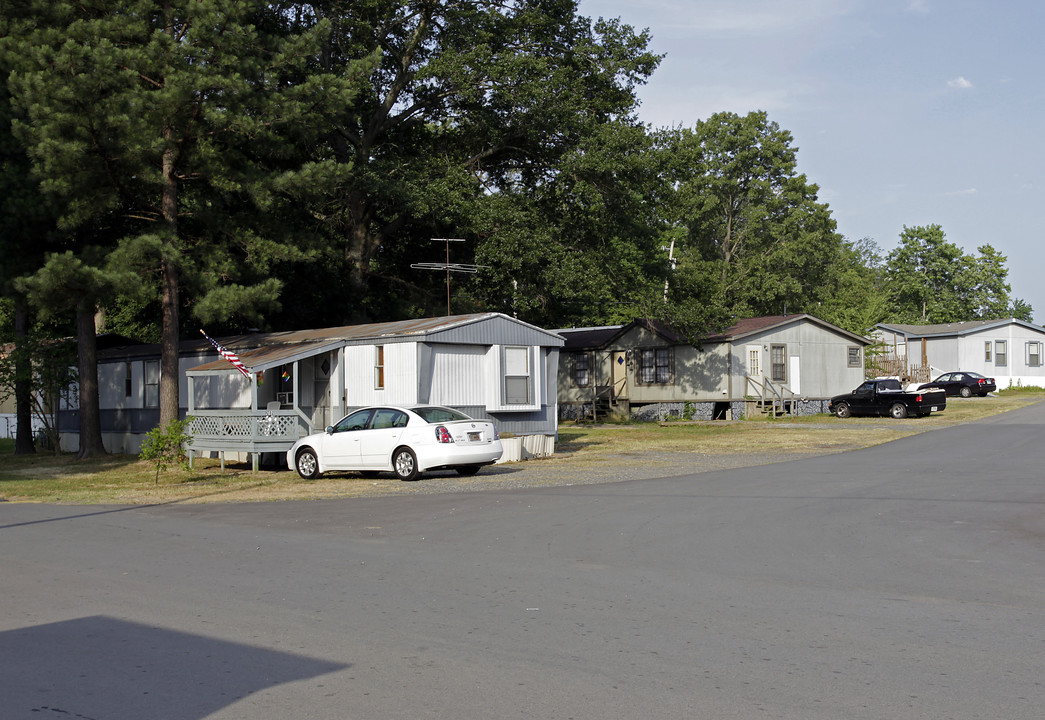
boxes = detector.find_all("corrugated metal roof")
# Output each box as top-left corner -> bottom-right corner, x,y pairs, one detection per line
552,325 -> 623,350
707,314 -> 870,344
188,339 -> 346,374
557,314 -> 871,349
187,312 -> 563,375
874,319 -> 1023,337
705,315 -> 811,341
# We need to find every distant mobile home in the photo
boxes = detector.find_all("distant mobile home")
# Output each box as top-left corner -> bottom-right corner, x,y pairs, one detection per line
873,318 -> 1045,388
557,314 -> 871,420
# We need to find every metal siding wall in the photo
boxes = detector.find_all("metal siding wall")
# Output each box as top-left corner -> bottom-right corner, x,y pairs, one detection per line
426,316 -> 563,348
740,323 -> 866,399
344,343 -> 419,406
454,405 -> 556,435
428,344 -> 486,406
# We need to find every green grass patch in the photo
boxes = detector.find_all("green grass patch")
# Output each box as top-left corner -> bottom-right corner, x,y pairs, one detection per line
2,391 -> 1041,505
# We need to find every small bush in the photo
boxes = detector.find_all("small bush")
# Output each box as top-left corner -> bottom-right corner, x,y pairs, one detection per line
139,417 -> 194,484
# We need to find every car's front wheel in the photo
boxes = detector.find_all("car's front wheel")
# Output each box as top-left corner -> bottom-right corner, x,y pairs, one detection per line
960,386 -> 972,398
295,448 -> 320,480
890,402 -> 908,419
392,447 -> 419,481
834,402 -> 851,419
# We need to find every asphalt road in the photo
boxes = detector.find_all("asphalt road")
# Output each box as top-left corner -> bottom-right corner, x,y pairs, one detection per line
3,403 -> 1044,719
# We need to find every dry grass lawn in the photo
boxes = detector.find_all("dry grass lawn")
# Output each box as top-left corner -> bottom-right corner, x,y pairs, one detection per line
1,392 -> 1040,505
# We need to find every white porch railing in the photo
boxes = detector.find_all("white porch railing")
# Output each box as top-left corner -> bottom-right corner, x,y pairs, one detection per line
188,410 -> 312,470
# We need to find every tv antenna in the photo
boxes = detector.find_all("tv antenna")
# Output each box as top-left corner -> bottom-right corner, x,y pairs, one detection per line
411,238 -> 487,315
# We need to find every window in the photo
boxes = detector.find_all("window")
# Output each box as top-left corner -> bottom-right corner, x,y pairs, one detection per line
748,349 -> 760,377
144,360 -> 159,408
995,340 -> 1007,367
572,352 -> 591,388
374,345 -> 384,389
1028,341 -> 1042,367
770,344 -> 787,382
504,346 -> 531,404
333,408 -> 373,432
125,362 -> 133,397
639,347 -> 672,384
847,346 -> 861,368
372,408 -> 408,429
984,341 -> 992,362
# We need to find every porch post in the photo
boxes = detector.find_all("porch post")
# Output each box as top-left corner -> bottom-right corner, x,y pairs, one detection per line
726,342 -> 735,420
187,375 -> 195,469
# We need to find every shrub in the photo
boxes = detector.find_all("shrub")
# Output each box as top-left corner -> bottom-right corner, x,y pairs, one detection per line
139,417 -> 194,484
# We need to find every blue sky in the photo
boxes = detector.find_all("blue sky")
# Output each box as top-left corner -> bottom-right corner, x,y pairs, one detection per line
579,0 -> 1044,323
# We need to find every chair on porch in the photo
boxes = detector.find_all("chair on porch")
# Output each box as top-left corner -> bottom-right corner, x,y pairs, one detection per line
260,401 -> 282,436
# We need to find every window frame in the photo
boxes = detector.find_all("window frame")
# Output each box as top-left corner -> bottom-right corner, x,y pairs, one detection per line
770,344 -> 787,383
995,340 -> 1007,367
637,346 -> 673,385
847,346 -> 861,368
503,346 -> 532,405
144,359 -> 160,408
984,341 -> 992,362
374,345 -> 385,390
571,352 -> 592,388
1027,341 -> 1042,367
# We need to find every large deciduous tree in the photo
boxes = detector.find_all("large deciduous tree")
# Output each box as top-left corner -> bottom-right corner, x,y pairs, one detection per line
6,0 -> 369,429
662,111 -> 845,325
275,0 -> 661,325
884,224 -> 1028,324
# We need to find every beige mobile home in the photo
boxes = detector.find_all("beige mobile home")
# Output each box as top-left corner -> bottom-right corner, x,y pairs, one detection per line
558,314 -> 870,420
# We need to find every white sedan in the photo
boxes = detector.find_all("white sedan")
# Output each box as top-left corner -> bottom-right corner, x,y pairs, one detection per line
287,405 -> 503,481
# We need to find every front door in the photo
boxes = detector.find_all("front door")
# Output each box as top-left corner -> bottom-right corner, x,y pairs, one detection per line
746,345 -> 762,384
612,351 -> 629,400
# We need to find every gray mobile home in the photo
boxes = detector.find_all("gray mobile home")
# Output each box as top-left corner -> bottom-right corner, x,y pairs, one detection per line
558,314 -> 870,420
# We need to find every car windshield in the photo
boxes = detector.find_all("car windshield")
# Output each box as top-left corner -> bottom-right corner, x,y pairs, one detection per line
966,372 -> 984,379
412,406 -> 471,423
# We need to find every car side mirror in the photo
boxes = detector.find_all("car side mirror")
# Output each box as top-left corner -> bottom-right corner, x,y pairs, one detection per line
325,426 -> 334,434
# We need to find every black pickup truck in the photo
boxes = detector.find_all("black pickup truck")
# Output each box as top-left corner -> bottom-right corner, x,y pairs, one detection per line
828,378 -> 946,419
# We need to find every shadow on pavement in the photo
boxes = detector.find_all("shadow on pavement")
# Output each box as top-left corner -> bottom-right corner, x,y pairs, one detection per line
0,616 -> 347,719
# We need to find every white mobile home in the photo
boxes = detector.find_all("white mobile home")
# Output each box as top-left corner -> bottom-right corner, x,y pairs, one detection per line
57,314 -> 563,465
185,313 -> 563,467
873,319 -> 1045,388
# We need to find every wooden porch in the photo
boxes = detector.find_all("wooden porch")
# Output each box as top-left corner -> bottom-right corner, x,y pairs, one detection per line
187,409 -> 314,472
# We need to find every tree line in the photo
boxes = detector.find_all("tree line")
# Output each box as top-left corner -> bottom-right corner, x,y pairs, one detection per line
0,0 -> 1031,456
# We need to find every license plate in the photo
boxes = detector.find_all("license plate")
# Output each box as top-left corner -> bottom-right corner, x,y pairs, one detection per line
931,406 -> 938,411
468,432 -> 481,442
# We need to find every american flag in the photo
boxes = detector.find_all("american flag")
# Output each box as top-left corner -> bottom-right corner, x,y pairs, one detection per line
200,330 -> 251,378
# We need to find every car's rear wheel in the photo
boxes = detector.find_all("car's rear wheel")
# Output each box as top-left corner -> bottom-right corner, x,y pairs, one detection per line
834,402 -> 851,419
295,448 -> 320,480
392,447 -> 419,481
890,402 -> 908,419
960,386 -> 972,398
455,465 -> 481,476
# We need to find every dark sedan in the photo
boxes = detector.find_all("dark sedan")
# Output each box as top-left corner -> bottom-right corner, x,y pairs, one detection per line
918,371 -> 997,398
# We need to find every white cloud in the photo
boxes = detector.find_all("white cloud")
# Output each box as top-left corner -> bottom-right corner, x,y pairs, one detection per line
945,188 -> 978,196
947,76 -> 973,89
590,0 -> 858,37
